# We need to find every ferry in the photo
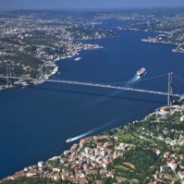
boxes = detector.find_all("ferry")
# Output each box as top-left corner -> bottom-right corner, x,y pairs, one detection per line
137,67 -> 146,76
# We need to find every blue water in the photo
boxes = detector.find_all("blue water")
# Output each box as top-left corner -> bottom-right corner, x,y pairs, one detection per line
0,22 -> 184,179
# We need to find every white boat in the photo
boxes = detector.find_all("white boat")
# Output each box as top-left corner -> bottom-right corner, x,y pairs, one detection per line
74,57 -> 81,61
66,138 -> 74,143
137,67 -> 146,76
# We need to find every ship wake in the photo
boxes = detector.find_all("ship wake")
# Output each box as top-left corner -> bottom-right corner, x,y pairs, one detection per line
66,120 -> 114,143
124,74 -> 141,87
71,72 -> 144,114
91,74 -> 141,103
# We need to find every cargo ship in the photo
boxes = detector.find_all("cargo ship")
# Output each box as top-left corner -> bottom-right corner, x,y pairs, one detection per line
137,67 -> 146,76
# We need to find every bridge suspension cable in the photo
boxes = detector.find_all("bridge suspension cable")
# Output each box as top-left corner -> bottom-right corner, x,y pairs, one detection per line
103,73 -> 168,85
46,78 -> 181,98
0,73 -> 183,100
139,73 -> 168,82
173,73 -> 184,85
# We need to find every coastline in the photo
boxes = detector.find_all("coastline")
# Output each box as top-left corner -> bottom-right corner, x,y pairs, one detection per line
118,27 -> 184,55
141,38 -> 184,54
0,43 -> 103,91
1,100 -> 184,183
0,9 -> 184,183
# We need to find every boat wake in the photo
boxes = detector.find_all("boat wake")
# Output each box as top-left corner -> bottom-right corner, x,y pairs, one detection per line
66,120 -> 114,143
66,130 -> 93,143
74,73 -> 143,111
66,70 -> 146,143
124,74 -> 141,87
92,74 -> 141,102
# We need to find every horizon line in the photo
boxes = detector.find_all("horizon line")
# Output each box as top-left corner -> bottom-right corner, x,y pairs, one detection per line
0,6 -> 184,12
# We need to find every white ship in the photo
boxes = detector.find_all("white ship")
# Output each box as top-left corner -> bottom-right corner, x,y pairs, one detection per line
74,57 -> 81,61
66,138 -> 74,143
137,67 -> 146,76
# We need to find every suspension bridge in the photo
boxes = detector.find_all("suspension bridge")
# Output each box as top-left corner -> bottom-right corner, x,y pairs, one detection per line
0,66 -> 184,107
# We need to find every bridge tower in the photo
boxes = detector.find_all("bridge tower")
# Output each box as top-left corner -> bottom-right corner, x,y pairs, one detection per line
167,72 -> 173,107
5,60 -> 12,86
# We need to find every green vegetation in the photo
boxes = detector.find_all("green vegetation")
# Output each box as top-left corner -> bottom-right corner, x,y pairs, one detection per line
107,147 -> 162,183
0,53 -> 43,77
47,160 -> 60,168
101,176 -> 115,184
43,66 -> 55,75
1,53 -> 42,68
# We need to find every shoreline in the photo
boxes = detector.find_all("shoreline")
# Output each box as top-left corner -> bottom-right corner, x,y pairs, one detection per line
0,27 -> 183,183
141,38 -> 184,54
0,43 -> 103,91
118,28 -> 184,55
1,106 -> 158,182
1,100 -> 184,183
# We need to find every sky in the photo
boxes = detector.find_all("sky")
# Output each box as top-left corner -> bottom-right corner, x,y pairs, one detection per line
0,0 -> 184,10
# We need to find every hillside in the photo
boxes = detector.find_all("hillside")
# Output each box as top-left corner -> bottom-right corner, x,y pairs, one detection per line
1,100 -> 184,184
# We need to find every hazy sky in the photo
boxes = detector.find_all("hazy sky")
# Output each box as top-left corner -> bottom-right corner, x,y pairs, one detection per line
1,0 -> 184,10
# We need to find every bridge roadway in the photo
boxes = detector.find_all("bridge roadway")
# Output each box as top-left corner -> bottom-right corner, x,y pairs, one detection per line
47,79 -> 182,98
0,75 -> 182,98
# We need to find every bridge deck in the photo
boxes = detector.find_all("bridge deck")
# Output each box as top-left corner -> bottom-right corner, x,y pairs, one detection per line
47,79 -> 181,98
0,75 -> 182,98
